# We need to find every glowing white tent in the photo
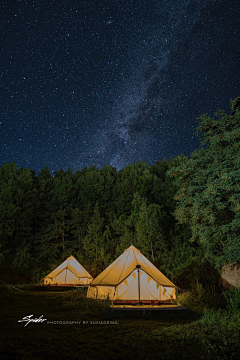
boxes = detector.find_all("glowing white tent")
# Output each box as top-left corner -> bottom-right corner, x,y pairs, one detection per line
87,245 -> 175,302
44,255 -> 92,286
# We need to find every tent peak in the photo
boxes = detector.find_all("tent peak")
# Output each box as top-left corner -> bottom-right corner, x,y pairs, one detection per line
128,245 -> 140,252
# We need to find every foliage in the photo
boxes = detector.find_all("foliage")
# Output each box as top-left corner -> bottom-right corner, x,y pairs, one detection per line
1,155 -> 194,280
169,96 -> 240,267
223,288 -> 240,312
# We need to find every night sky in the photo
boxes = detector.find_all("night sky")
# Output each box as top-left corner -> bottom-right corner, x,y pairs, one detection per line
1,0 -> 239,173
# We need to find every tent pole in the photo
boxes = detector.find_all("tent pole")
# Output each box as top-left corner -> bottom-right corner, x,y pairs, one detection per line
136,265 -> 141,305
112,286 -> 116,306
138,269 -> 140,304
65,269 -> 67,284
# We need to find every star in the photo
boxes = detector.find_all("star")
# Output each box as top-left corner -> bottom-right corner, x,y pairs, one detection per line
0,0 -> 239,173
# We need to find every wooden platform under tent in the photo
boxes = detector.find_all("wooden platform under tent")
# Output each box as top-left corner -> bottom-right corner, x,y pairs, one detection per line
31,285 -> 89,291
108,304 -> 188,318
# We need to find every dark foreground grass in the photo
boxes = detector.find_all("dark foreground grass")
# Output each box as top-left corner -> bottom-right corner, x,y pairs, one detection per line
0,285 -> 239,360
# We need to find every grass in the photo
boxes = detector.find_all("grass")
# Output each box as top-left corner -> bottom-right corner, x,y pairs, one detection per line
0,285 -> 239,360
151,309 -> 240,360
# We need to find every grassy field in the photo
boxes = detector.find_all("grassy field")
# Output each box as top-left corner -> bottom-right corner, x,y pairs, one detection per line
0,285 -> 239,360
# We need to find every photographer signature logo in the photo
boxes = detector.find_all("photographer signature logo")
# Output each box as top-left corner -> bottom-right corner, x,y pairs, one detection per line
18,314 -> 47,327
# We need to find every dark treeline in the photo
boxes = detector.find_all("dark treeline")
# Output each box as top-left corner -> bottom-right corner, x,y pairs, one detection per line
0,96 -> 239,287
0,156 -> 192,281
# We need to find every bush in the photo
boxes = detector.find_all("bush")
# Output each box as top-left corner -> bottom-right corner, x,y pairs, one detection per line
223,288 -> 240,312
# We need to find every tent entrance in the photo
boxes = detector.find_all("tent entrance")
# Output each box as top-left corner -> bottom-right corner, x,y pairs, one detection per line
115,268 -> 160,301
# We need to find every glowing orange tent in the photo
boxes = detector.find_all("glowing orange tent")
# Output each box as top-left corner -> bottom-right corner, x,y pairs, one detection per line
87,245 -> 176,302
44,255 -> 92,286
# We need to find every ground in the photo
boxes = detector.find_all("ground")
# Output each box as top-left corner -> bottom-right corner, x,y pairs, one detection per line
0,285 -> 239,360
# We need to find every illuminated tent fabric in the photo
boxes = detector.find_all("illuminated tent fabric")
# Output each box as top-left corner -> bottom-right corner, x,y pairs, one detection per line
44,255 -> 93,286
87,245 -> 176,301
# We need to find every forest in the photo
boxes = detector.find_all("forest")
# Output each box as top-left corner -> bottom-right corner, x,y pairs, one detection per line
0,96 -> 239,293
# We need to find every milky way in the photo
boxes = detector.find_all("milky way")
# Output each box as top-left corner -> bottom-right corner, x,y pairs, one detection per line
1,0 -> 239,173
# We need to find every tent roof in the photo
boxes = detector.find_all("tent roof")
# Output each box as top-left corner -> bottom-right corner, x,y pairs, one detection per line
45,255 -> 92,279
89,245 -> 175,287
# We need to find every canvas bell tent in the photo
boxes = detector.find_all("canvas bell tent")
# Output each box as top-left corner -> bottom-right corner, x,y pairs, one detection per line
44,255 -> 93,286
87,245 -> 176,303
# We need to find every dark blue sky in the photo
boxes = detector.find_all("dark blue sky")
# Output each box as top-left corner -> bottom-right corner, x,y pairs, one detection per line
1,0 -> 239,173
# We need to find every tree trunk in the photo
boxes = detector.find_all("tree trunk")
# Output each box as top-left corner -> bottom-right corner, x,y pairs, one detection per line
151,241 -> 154,262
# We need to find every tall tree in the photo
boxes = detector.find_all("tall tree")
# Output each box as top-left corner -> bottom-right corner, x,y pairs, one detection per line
0,163 -> 38,271
83,203 -> 105,267
170,96 -> 240,266
38,168 -> 75,263
136,202 -> 166,262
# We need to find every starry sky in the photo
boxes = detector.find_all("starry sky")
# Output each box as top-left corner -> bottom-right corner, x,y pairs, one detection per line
1,0 -> 240,173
